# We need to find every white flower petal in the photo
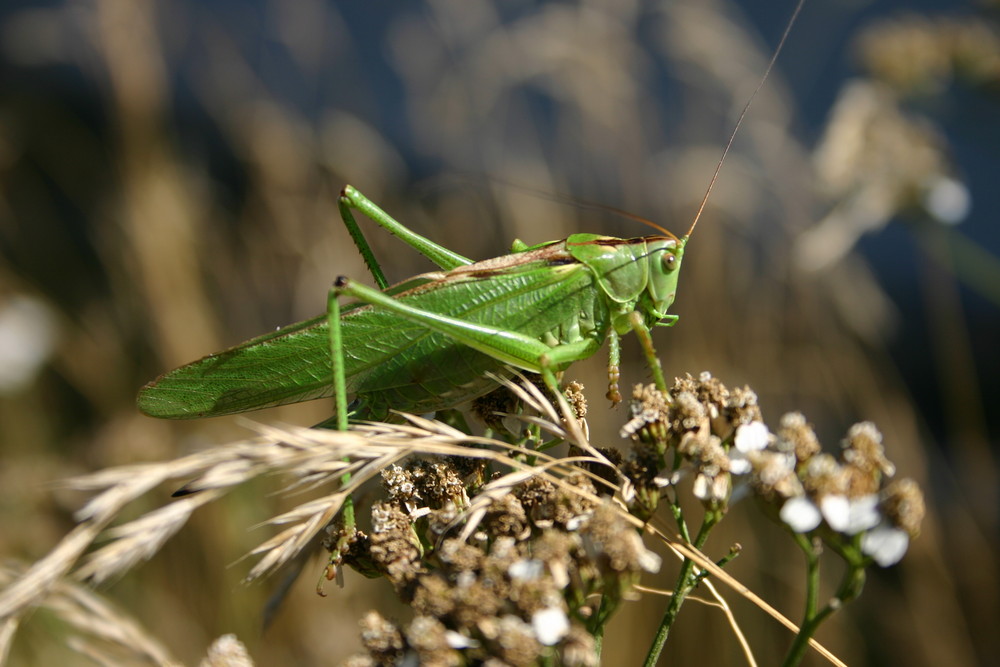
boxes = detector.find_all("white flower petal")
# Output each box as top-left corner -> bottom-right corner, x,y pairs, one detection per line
508,559 -> 545,581
735,421 -> 770,453
532,607 -> 570,646
728,451 -> 752,475
862,524 -> 910,566
445,631 -> 477,649
638,548 -> 662,574
820,494 -> 850,532
692,474 -> 710,500
653,470 -> 683,488
781,496 -> 822,533
710,475 -> 731,502
845,494 -> 881,534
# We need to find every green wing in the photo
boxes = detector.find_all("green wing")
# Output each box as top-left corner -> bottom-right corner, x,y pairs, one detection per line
138,252 -> 604,419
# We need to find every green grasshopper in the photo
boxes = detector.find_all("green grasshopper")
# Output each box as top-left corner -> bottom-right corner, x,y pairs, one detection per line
137,2 -> 803,428
137,185 -> 685,424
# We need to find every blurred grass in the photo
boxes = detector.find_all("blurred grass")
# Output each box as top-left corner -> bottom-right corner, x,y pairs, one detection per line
0,0 -> 996,664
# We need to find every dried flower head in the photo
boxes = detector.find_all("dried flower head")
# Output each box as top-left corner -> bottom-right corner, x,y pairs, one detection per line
881,477 -> 926,538
358,610 -> 405,664
367,501 -> 423,587
776,412 -> 822,463
339,450 -> 655,665
842,421 -> 896,490
619,383 -> 672,446
564,380 -> 588,420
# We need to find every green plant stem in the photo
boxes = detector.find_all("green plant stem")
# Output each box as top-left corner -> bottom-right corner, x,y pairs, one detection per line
588,590 -> 620,642
643,511 -> 721,666
781,537 -> 867,667
592,598 -> 607,657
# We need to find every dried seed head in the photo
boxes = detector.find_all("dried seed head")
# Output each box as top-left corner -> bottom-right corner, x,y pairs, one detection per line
777,412 -> 822,463
411,460 -> 470,509
516,473 -> 596,529
482,494 -> 530,539
669,372 -> 738,436
486,536 -> 522,586
801,453 -> 849,498
471,382 -> 521,430
472,371 -> 549,431
620,383 -> 671,445
843,422 -> 896,482
327,376 -> 925,663
437,537 -> 484,575
404,616 -> 461,665
671,372 -> 726,410
564,380 -> 588,419
677,431 -> 732,506
725,385 -> 763,431
479,615 -> 542,666
619,447 -> 659,484
749,450 -> 804,502
426,502 -> 461,538
451,578 -> 502,629
670,373 -> 700,397
560,625 -> 600,667
508,566 -> 563,619
881,477 -> 926,538
529,530 -> 576,591
369,501 -> 422,587
677,431 -> 728,471
581,502 -> 661,579
382,465 -> 419,509
673,391 -> 707,431
411,574 -> 456,619
358,610 -> 404,664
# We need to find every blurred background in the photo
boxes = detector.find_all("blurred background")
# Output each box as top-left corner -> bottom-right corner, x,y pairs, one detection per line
0,0 -> 997,664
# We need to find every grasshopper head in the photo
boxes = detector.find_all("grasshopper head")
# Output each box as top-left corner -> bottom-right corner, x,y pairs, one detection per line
643,235 -> 686,321
566,233 -> 686,332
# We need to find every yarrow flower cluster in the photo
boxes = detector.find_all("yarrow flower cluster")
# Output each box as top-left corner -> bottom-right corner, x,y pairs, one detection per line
314,372 -> 923,666
619,372 -> 763,517
329,460 -> 660,666
619,372 -> 925,567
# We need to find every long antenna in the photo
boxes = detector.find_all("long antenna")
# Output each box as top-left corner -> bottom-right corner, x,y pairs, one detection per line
685,0 -> 806,239
469,174 -> 678,238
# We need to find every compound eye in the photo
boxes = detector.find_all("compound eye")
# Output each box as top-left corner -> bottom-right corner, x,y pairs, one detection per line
662,252 -> 677,272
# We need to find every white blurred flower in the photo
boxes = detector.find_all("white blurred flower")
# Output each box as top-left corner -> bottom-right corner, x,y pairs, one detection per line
637,546 -> 662,574
845,494 -> 881,534
508,559 -> 545,581
924,176 -> 970,225
820,494 -> 850,532
0,295 -> 58,394
445,630 -> 477,649
861,523 -> 911,566
693,471 -> 730,504
731,421 -> 770,474
532,607 -> 570,646
780,496 -> 823,533
735,421 -> 770,453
